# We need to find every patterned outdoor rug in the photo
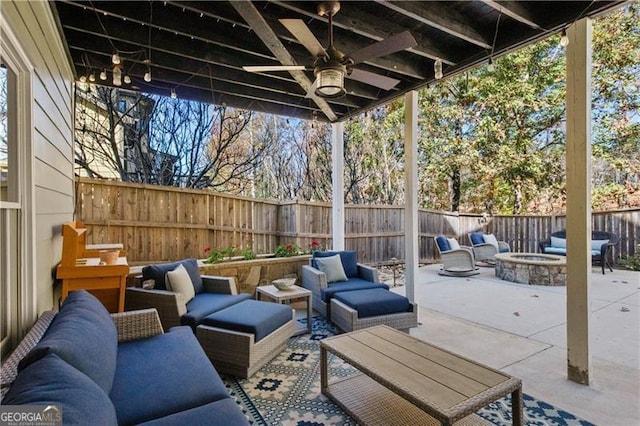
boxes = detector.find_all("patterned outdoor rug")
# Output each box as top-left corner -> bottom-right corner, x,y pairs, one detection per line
223,317 -> 594,426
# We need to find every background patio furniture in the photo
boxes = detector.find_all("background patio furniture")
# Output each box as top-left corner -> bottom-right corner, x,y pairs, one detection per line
539,230 -> 619,274
301,250 -> 388,317
468,232 -> 511,264
434,235 -> 480,276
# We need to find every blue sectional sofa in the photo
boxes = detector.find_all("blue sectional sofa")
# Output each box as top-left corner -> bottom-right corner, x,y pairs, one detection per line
539,230 -> 619,274
0,291 -> 249,425
301,250 -> 388,317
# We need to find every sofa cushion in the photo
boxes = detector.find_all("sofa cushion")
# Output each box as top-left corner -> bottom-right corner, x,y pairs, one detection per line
313,251 -> 358,278
435,235 -> 450,252
110,326 -> 229,425
182,292 -> 252,330
201,300 -> 291,342
4,353 -> 118,426
334,288 -> 410,318
550,236 -> 567,248
166,264 -> 196,303
544,247 -> 567,255
142,258 -> 203,293
19,290 -> 118,394
315,254 -> 348,283
470,232 -> 484,245
320,279 -> 389,303
136,398 -> 250,426
592,239 -> 609,251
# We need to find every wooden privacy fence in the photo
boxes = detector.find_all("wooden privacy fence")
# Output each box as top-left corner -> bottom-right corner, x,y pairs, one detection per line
76,178 -> 640,265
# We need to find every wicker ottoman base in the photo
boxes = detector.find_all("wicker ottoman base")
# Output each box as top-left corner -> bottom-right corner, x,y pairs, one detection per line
196,312 -> 295,378
330,295 -> 418,333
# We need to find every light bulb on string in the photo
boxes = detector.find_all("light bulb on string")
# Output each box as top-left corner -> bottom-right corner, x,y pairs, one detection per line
113,66 -> 122,86
100,69 -> 107,81
170,89 -> 177,99
112,53 -> 121,64
487,57 -> 494,72
434,59 -> 443,80
79,75 -> 87,83
144,70 -> 151,82
89,73 -> 96,82
560,30 -> 569,47
124,75 -> 131,84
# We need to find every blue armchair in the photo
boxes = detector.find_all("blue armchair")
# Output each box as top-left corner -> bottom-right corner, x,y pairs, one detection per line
300,250 -> 388,317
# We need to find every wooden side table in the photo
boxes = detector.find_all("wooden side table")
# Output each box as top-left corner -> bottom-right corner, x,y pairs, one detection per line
56,256 -> 130,313
255,284 -> 312,336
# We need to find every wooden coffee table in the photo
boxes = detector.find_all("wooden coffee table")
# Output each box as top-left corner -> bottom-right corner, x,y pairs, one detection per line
255,284 -> 312,336
320,325 -> 523,426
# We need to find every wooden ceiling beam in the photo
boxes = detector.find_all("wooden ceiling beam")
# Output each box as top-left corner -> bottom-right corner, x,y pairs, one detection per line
271,0 -> 460,65
374,1 -> 492,49
481,1 -> 542,30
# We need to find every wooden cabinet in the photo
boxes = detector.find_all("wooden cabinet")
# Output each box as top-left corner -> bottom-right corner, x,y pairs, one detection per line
56,222 -> 129,312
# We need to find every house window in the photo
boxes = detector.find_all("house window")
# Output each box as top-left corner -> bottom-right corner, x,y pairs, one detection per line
0,58 -> 19,357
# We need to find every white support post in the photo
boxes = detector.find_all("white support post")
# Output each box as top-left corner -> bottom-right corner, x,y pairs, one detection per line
565,18 -> 592,385
331,121 -> 345,250
404,91 -> 419,303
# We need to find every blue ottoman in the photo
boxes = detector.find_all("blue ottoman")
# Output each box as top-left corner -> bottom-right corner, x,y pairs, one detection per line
196,300 -> 294,378
330,289 -> 418,333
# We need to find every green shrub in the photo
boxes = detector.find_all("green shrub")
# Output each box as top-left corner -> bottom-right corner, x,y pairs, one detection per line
203,246 -> 236,264
619,244 -> 640,271
274,244 -> 301,257
241,248 -> 256,260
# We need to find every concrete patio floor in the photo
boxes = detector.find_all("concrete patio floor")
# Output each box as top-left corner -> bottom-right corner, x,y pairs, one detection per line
390,264 -> 639,426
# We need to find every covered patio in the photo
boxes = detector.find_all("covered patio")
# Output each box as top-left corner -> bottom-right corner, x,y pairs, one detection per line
49,0 -> 634,386
390,265 -> 639,425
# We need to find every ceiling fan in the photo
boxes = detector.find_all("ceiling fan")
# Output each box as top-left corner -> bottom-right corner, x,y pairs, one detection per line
243,1 -> 417,99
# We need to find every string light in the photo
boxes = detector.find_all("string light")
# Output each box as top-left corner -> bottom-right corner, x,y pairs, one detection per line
112,53 -> 121,64
100,69 -> 107,80
487,57 -> 494,72
89,73 -> 96,82
560,29 -> 569,47
79,75 -> 87,83
434,59 -> 443,80
144,70 -> 151,82
123,75 -> 131,84
113,66 -> 122,86
170,88 -> 177,99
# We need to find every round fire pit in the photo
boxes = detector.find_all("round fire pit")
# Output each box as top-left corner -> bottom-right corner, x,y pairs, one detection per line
494,253 -> 567,286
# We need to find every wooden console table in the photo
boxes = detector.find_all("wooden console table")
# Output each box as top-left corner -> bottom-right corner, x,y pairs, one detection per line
321,325 -> 523,426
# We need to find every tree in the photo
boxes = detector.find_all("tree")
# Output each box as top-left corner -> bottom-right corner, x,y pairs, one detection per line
75,87 -> 267,190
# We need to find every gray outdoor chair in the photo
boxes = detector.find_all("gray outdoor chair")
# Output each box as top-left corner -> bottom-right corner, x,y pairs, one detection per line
434,235 -> 480,276
468,231 -> 511,264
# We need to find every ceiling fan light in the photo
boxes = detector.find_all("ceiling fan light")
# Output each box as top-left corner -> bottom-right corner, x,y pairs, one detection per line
315,67 -> 345,98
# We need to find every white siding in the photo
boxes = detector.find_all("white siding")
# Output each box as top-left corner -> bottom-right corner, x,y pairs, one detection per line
2,1 -> 75,313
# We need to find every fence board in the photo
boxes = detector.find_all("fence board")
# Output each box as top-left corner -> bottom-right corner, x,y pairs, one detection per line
75,178 -> 640,265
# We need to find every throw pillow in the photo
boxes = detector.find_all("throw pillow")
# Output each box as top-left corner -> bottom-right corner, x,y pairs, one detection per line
435,235 -> 450,252
315,254 -> 348,283
447,238 -> 460,250
469,232 -> 484,245
483,234 -> 499,250
550,236 -> 567,248
592,239 -> 609,251
165,264 -> 196,303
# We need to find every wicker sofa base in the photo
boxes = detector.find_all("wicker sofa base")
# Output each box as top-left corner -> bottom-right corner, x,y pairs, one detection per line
196,317 -> 295,378
330,298 -> 418,333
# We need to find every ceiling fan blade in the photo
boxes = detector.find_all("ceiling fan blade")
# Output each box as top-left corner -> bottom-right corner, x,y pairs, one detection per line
279,19 -> 327,58
347,68 -> 400,91
347,31 -> 417,65
243,65 -> 307,72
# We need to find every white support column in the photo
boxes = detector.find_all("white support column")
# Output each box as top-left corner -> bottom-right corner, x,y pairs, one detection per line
331,121 -> 345,250
565,18 -> 592,385
404,91 -> 419,303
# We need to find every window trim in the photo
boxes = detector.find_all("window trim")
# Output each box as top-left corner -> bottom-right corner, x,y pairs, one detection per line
1,14 -> 36,341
